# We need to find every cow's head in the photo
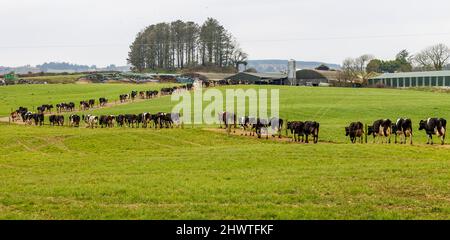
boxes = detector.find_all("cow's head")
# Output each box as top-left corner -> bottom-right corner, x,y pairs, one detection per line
345,127 -> 350,136
419,120 -> 427,130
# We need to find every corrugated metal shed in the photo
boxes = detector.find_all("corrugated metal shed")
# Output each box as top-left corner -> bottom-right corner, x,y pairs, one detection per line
368,70 -> 450,87
370,70 -> 450,79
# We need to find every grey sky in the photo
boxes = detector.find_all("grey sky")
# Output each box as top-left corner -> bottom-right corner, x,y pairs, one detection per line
2,0 -> 450,67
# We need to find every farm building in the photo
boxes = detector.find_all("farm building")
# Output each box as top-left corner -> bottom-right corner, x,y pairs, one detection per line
368,71 -> 450,88
225,72 -> 287,85
291,69 -> 338,86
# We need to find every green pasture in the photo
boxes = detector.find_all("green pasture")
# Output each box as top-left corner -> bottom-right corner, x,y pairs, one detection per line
1,84 -> 450,219
0,83 -> 178,116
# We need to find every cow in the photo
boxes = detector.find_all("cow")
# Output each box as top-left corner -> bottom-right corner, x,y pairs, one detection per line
368,119 -> 392,144
139,91 -> 145,99
345,122 -> 364,144
160,88 -> 174,96
392,118 -> 413,144
82,114 -> 98,129
170,113 -> 181,128
119,94 -> 129,103
98,115 -> 114,128
253,118 -> 270,139
269,117 -> 284,138
130,91 -> 137,101
145,90 -> 158,99
99,115 -> 108,128
138,113 -> 152,128
124,114 -> 138,128
56,103 -> 65,113
80,101 -> 90,111
99,97 -> 108,107
88,99 -> 95,108
153,112 -> 173,128
419,118 -> 447,145
10,111 -> 20,122
69,114 -> 81,127
239,116 -> 256,136
49,115 -> 64,126
218,112 -> 237,131
287,121 -> 305,142
115,114 -> 125,127
23,111 -> 34,124
303,121 -> 320,144
31,113 -> 44,126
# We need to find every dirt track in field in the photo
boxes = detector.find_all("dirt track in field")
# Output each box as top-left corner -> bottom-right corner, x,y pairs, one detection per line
204,127 -> 450,148
204,127 -> 337,144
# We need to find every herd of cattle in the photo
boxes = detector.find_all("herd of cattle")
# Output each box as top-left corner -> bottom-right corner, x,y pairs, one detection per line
8,91 -> 447,145
346,118 -> 447,145
219,113 -> 447,145
9,105 -> 448,145
11,106 -> 182,129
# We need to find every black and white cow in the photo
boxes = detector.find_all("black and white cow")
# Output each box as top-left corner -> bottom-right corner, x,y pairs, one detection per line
69,114 -> 81,127
124,114 -> 138,128
303,121 -> 320,144
170,113 -> 181,128
49,115 -> 64,126
130,91 -> 137,101
269,117 -> 284,138
392,118 -> 413,144
419,118 -> 447,145
80,101 -> 90,111
345,122 -> 364,144
88,99 -> 95,108
368,119 -> 392,144
287,121 -> 305,142
83,114 -> 98,129
115,115 -> 125,127
252,118 -> 270,139
145,90 -> 158,99
99,97 -> 108,107
119,94 -> 129,103
37,104 -> 53,114
218,112 -> 237,131
31,113 -> 44,126
239,116 -> 256,136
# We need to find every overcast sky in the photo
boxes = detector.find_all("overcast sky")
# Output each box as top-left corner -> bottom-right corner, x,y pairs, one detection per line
2,0 -> 450,67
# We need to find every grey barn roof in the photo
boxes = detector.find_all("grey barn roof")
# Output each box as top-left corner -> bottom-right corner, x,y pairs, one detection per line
240,72 -> 288,79
370,70 -> 450,80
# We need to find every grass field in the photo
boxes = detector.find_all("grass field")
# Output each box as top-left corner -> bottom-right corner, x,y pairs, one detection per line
0,83 -> 178,116
0,84 -> 450,219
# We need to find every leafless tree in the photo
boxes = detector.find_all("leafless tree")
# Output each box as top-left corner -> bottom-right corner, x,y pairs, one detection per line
414,43 -> 450,71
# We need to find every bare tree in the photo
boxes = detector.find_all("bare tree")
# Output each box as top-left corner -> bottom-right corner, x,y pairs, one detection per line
341,55 -> 376,84
414,43 -> 450,71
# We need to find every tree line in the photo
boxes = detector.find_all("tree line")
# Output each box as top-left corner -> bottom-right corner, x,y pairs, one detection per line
127,18 -> 248,72
338,43 -> 450,84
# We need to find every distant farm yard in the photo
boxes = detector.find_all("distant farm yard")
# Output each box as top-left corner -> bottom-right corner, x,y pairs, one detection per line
0,83 -> 450,219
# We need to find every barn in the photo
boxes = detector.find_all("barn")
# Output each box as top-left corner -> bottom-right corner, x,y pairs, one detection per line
291,69 -> 338,86
225,72 -> 287,85
368,71 -> 450,88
